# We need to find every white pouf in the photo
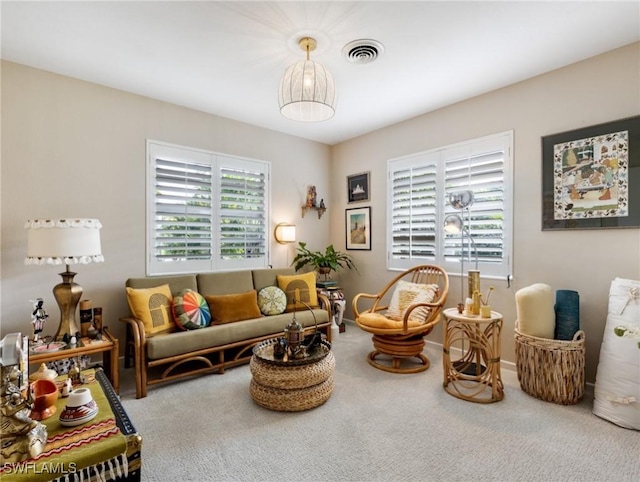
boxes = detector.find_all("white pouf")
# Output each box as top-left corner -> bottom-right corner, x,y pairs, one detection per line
592,277 -> 640,430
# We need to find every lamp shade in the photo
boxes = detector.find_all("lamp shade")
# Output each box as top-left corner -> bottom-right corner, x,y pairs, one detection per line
274,223 -> 296,244
279,37 -> 336,122
279,60 -> 336,122
443,214 -> 464,234
25,219 -> 104,265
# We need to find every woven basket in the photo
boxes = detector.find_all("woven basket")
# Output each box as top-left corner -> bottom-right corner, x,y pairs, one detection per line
514,327 -> 585,405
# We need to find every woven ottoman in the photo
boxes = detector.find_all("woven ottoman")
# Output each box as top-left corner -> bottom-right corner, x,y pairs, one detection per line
250,341 -> 335,412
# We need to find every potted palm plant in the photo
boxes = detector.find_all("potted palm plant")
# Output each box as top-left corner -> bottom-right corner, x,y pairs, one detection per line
291,242 -> 358,276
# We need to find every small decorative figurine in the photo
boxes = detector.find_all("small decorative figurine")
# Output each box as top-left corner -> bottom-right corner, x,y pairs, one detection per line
30,298 -> 48,343
1,334 -> 48,464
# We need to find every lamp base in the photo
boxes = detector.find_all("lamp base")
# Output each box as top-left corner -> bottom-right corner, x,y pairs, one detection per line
53,267 -> 83,341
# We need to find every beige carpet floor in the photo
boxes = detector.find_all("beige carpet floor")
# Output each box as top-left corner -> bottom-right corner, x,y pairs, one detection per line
119,324 -> 639,482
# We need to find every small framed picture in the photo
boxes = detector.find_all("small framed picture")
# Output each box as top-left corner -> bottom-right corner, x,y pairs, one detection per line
347,171 -> 370,203
346,207 -> 371,250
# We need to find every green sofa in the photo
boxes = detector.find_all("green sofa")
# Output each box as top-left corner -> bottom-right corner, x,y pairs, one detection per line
120,268 -> 331,398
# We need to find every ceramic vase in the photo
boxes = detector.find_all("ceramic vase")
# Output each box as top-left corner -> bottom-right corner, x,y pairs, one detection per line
59,387 -> 98,427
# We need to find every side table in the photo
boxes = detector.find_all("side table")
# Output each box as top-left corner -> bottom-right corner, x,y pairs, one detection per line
249,338 -> 335,411
442,307 -> 504,403
29,327 -> 119,393
317,286 -> 346,332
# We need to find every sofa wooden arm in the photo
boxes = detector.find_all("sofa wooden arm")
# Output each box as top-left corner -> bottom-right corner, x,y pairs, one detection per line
119,316 -> 147,399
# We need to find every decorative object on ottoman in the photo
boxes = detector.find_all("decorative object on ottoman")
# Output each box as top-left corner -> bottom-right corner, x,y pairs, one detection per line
59,387 -> 99,426
29,363 -> 58,382
593,277 -> 640,430
1,333 -> 48,464
29,379 -> 59,420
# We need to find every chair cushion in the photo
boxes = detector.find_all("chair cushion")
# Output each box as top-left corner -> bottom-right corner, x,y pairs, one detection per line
386,280 -> 438,322
126,284 -> 175,335
276,272 -> 319,311
172,289 -> 211,330
358,312 -> 426,330
206,290 -> 263,324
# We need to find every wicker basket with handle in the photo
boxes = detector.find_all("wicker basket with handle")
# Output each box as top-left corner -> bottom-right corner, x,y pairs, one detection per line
514,324 -> 585,405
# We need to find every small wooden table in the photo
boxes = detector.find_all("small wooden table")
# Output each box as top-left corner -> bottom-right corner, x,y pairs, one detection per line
442,308 -> 504,403
29,327 -> 119,393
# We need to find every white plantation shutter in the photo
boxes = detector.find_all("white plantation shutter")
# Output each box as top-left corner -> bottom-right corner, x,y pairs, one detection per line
390,157 -> 438,266
388,132 -> 512,279
147,141 -> 270,275
217,157 -> 268,270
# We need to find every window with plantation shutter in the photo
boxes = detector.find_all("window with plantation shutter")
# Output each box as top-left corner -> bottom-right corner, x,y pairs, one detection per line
388,131 -> 513,280
147,141 -> 270,275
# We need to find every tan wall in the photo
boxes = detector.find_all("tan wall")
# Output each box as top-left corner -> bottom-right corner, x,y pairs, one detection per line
0,61 -> 331,346
330,42 -> 640,382
2,43 -> 639,383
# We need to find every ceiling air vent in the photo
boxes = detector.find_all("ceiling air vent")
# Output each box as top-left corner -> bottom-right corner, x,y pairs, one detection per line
342,39 -> 384,64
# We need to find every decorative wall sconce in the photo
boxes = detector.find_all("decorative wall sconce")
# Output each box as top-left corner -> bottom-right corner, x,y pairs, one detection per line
274,223 -> 296,244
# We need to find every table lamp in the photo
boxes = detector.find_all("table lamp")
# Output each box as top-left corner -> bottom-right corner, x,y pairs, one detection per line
25,219 -> 104,341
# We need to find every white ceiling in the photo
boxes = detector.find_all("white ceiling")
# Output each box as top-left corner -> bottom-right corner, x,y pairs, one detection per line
2,1 -> 639,145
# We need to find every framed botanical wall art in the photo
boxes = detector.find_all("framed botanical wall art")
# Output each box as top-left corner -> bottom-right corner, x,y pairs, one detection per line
346,207 -> 371,250
347,171 -> 370,203
542,115 -> 640,230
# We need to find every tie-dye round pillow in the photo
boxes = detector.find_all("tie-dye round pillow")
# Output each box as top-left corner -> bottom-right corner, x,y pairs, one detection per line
172,289 -> 211,330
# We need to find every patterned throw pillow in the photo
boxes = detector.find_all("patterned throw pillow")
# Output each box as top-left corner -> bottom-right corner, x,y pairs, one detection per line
386,280 -> 438,322
126,284 -> 175,335
257,286 -> 287,316
276,272 -> 319,312
172,289 -> 211,330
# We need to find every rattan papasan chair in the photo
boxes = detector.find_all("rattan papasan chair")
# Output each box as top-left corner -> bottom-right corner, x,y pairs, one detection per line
353,265 -> 449,374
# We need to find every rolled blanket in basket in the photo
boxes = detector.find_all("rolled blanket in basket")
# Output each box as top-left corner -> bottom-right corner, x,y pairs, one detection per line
555,290 -> 580,340
515,283 -> 555,338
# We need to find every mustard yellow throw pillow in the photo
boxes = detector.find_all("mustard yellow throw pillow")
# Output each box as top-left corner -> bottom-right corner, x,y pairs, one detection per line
386,280 -> 438,322
126,284 -> 175,335
206,290 -> 262,324
277,272 -> 318,312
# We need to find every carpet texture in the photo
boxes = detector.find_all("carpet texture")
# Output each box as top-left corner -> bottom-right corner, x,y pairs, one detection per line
120,325 -> 639,482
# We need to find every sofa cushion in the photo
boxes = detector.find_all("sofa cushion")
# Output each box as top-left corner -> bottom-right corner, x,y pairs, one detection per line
126,284 -> 175,335
277,272 -> 319,311
197,271 -> 254,296
172,289 -> 211,330
206,290 -> 263,324
252,268 -> 295,292
146,309 -> 329,360
257,286 -> 287,316
126,275 -> 197,296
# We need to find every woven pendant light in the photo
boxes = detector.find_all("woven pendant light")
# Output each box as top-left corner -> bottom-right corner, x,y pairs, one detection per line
278,37 -> 336,122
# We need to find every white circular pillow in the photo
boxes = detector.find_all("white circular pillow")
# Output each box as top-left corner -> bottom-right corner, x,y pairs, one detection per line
257,286 -> 287,316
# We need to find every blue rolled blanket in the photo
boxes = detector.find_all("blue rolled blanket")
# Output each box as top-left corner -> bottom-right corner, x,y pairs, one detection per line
554,290 -> 580,340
